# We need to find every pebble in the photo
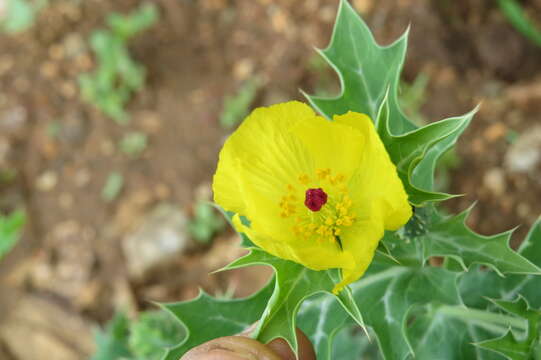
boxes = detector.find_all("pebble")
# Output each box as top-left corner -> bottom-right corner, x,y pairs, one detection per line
74,168 -> 91,187
59,192 -> 74,209
100,140 -> 115,156
122,203 -> 193,279
62,33 -> 86,58
36,171 -> 58,192
483,167 -> 506,196
484,123 -> 507,142
40,61 -> 60,79
0,56 -> 14,76
0,106 -> 27,137
505,126 -> 541,173
60,81 -> 77,99
155,183 -> 171,199
233,59 -> 255,80
49,44 -> 65,61
354,0 -> 374,13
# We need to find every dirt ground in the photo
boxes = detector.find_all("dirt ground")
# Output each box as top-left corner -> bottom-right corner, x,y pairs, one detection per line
0,0 -> 540,358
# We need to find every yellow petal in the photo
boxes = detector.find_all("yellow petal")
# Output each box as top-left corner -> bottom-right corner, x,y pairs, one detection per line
331,211 -> 385,294
234,213 -> 356,272
334,111 -> 412,231
213,101 -> 315,218
213,141 -> 246,214
290,115 -> 365,180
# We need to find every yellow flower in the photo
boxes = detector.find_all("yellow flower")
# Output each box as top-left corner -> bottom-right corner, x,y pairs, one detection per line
213,101 -> 411,293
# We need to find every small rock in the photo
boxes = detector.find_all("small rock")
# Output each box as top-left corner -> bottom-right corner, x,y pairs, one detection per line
0,56 -> 14,76
122,203 -> 193,279
483,122 -> 507,142
74,168 -> 91,187
155,183 -> 171,199
517,203 -> 531,218
40,61 -> 60,79
0,106 -> 28,137
60,81 -> 77,99
0,0 -> 6,19
49,44 -> 65,60
483,168 -> 506,196
505,126 -> 541,173
59,111 -> 88,144
138,110 -> 162,133
100,139 -> 115,156
63,33 -> 86,59
354,0 -> 373,13
14,77 -> 30,93
59,192 -> 74,209
0,293 -> 95,359
233,58 -> 255,80
36,170 -> 58,191
75,54 -> 93,71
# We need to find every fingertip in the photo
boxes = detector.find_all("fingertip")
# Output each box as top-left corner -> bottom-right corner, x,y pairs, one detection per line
266,328 -> 316,360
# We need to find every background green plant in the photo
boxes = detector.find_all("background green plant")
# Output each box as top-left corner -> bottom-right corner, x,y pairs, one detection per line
187,201 -> 226,244
92,311 -> 184,360
219,78 -> 261,130
0,0 -> 46,34
79,3 -> 158,124
498,0 -> 541,48
93,1 -> 541,359
0,210 -> 25,260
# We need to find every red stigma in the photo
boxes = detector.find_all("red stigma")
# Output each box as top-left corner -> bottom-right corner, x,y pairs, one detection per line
305,188 -> 328,212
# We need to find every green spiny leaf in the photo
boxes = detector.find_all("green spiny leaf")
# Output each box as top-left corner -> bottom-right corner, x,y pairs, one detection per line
517,217 -> 541,265
420,207 -> 541,276
376,94 -> 475,205
296,263 -> 463,360
459,217 -> 541,310
223,248 -> 364,355
304,0 -> 414,134
407,305 -> 504,360
161,279 -> 274,360
303,1 -> 477,206
475,296 -> 541,360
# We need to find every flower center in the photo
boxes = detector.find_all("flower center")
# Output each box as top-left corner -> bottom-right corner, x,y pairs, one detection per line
279,168 -> 356,247
304,188 -> 328,212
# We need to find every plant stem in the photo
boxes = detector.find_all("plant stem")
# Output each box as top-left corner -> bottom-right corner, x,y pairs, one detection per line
439,305 -> 526,333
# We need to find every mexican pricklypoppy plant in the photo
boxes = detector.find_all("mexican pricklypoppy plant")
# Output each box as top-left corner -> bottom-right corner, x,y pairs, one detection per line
213,101 -> 411,294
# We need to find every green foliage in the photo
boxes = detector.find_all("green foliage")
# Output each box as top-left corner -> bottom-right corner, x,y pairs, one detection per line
129,311 -> 185,360
222,249 -> 364,354
92,311 -> 184,360
475,297 -> 540,360
434,148 -> 461,192
119,131 -> 148,158
129,1 -> 541,359
220,78 -> 261,129
79,3 -> 158,124
91,312 -> 132,360
162,280 -> 274,360
0,0 -> 46,34
0,210 -> 25,260
187,201 -> 226,244
498,0 -> 541,47
102,172 -> 124,202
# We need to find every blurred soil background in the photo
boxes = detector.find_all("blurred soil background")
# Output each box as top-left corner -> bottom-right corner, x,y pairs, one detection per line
0,0 -> 541,358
